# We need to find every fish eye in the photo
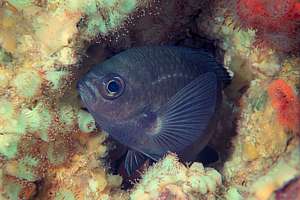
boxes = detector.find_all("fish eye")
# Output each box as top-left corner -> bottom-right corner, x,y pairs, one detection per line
100,73 -> 125,100
106,79 -> 121,94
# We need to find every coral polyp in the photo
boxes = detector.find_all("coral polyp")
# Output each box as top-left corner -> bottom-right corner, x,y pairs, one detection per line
131,154 -> 223,200
12,68 -> 43,99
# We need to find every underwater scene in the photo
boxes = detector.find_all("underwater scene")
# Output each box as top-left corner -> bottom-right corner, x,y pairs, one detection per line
0,0 -> 299,199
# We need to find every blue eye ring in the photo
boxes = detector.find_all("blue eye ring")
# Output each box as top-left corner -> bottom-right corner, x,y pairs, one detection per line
100,73 -> 125,100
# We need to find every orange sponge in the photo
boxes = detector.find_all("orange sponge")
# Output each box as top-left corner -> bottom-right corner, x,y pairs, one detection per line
268,79 -> 300,134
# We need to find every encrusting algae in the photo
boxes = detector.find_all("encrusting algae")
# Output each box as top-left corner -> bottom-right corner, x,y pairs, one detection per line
0,0 -> 300,199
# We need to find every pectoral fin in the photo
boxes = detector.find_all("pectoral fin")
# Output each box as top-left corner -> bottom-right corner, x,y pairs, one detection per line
152,72 -> 218,153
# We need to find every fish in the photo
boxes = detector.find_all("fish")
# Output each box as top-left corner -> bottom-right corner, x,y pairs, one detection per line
77,46 -> 232,176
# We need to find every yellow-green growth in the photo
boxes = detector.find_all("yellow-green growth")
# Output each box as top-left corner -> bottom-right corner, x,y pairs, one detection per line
0,99 -> 26,135
17,155 -> 39,181
0,98 -> 14,119
59,104 -> 76,126
77,109 -> 96,133
55,189 -> 76,200
4,180 -> 22,200
225,187 -> 243,200
21,103 -> 52,141
120,0 -> 138,14
1,115 -> 27,135
0,47 -> 12,64
0,69 -> 11,90
47,141 -> 68,165
7,0 -> 33,8
250,91 -> 268,111
0,135 -> 20,159
107,10 -> 123,29
83,0 -> 139,36
87,17 -> 108,35
45,70 -> 69,90
12,69 -> 42,98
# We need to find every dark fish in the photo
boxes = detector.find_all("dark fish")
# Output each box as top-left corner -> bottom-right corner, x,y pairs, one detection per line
77,46 -> 231,175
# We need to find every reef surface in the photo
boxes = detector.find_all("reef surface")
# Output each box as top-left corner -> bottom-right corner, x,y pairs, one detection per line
0,0 -> 299,199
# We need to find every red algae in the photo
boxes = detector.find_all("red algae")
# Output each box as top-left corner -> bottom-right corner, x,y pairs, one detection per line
234,0 -> 300,52
268,79 -> 300,134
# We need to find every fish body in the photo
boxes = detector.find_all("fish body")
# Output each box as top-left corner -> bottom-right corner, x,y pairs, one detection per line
77,46 -> 231,175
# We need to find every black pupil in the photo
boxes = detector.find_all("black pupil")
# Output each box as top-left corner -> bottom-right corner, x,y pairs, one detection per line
107,80 -> 120,93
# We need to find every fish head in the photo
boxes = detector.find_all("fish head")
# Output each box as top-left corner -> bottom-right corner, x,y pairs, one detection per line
77,58 -> 154,147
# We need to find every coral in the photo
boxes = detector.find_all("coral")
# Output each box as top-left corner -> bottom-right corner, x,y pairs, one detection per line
0,0 -> 299,199
36,133 -> 126,200
221,59 -> 300,198
229,0 -> 300,52
77,109 -> 96,133
12,68 -> 43,99
0,0 -> 150,199
248,147 -> 300,200
225,187 -> 243,200
0,47 -> 12,65
21,102 -> 53,141
0,68 -> 11,92
130,154 -> 223,200
0,134 -> 20,159
195,2 -> 300,199
268,79 -> 300,134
